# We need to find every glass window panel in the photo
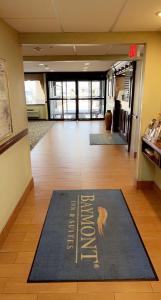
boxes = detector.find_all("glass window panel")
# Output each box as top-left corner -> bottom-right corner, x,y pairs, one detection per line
92,81 -> 105,98
48,81 -> 62,99
78,81 -> 91,99
92,81 -> 101,98
78,99 -> 91,119
92,99 -> 104,119
49,100 -> 63,119
47,80 -> 105,120
25,80 -> 45,104
63,81 -> 76,99
63,100 -> 76,119
101,81 -> 105,98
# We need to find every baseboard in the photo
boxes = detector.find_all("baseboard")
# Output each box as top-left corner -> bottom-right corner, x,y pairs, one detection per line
28,119 -> 48,121
136,181 -> 161,193
134,152 -> 137,159
154,182 -> 161,195
136,181 -> 154,189
0,178 -> 34,246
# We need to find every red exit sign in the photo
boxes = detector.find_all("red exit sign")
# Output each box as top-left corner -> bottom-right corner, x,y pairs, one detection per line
129,44 -> 137,58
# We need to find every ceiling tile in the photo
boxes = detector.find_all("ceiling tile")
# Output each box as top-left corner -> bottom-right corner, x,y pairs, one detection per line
76,45 -> 110,55
22,44 -> 74,55
22,43 -> 131,56
1,0 -> 161,32
54,0 -> 126,32
107,44 -> 129,54
75,44 -> 130,55
23,60 -> 114,72
0,0 -> 55,18
113,0 -> 161,31
5,19 -> 61,33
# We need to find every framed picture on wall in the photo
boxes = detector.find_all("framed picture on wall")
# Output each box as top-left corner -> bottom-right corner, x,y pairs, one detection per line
0,58 -> 12,142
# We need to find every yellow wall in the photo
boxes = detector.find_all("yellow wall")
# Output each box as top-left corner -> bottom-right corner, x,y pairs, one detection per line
0,137 -> 32,231
0,19 -> 32,232
137,35 -> 161,188
20,31 -> 161,188
26,104 -> 48,119
21,31 -> 161,188
25,73 -> 48,119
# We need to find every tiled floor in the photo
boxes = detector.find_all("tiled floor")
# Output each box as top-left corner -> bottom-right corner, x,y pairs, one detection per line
0,121 -> 161,300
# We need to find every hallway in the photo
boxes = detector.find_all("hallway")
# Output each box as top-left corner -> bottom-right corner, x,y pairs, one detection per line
0,121 -> 161,299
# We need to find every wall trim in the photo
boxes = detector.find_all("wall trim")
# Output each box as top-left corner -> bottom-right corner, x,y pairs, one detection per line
0,128 -> 28,155
0,178 -> 34,246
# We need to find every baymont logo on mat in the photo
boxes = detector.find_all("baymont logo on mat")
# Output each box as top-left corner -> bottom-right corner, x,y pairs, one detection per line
66,194 -> 108,268
97,207 -> 108,236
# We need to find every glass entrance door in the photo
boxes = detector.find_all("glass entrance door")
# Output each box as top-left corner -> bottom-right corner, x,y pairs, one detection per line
78,81 -> 91,119
63,82 -> 76,119
48,81 -> 76,120
78,80 -> 105,120
48,79 -> 105,120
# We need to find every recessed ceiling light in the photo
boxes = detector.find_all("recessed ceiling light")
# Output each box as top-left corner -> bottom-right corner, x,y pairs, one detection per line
84,62 -> 90,66
156,11 -> 161,17
50,69 -> 54,72
38,63 -> 44,66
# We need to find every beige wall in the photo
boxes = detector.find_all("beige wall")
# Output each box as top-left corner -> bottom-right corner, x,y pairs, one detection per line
26,104 -> 48,119
137,35 -> 161,188
0,22 -> 160,236
0,19 -> 32,232
99,32 -> 161,188
0,137 -> 32,231
25,73 -> 48,119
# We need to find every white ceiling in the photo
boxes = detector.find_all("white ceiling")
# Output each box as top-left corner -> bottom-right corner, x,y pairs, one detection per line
0,0 -> 161,32
23,60 -> 115,72
22,44 -> 131,56
23,44 -> 144,72
0,0 -> 148,72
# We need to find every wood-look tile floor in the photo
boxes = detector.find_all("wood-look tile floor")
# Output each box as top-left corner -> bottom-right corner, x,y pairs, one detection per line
0,121 -> 161,300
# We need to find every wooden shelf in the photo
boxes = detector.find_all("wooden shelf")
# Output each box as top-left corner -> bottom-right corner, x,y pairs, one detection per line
142,137 -> 161,155
142,138 -> 161,169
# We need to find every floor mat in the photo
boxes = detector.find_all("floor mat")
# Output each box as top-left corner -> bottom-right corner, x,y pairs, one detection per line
28,189 -> 157,282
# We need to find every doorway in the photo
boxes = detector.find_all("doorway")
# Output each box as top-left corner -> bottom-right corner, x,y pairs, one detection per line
47,77 -> 106,120
115,61 -> 136,151
107,61 -> 136,152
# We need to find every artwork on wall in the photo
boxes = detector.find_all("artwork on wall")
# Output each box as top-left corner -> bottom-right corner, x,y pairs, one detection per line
0,58 -> 12,142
